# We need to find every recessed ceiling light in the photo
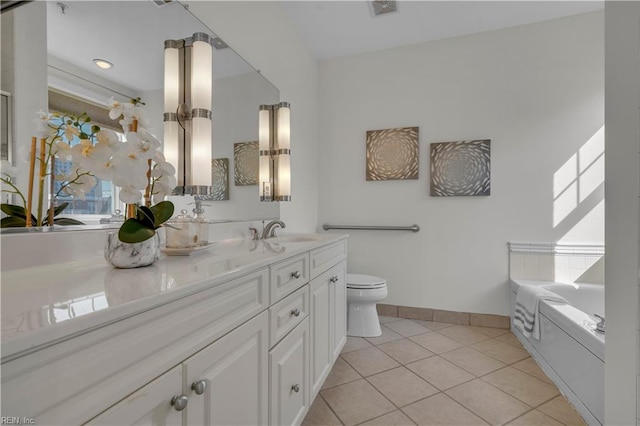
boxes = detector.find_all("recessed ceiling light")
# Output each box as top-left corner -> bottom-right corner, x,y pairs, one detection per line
93,59 -> 113,70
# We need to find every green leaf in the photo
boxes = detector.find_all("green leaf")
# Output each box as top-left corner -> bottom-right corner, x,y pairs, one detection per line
91,125 -> 101,133
149,201 -> 174,228
53,217 -> 85,226
118,218 -> 156,243
1,216 -> 26,228
1,203 -> 27,219
53,202 -> 69,217
137,206 -> 156,229
79,132 -> 89,140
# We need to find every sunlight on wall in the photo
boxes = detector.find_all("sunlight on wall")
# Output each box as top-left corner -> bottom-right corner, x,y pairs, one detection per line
553,126 -> 605,229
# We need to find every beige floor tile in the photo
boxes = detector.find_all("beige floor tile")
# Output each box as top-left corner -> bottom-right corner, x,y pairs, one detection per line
322,357 -> 362,390
440,346 -> 506,376
446,379 -> 531,425
365,326 -> 404,345
506,409 -> 564,426
342,336 -> 373,353
360,410 -> 416,426
468,325 -> 510,337
410,332 -> 464,354
471,338 -> 530,364
341,346 -> 400,377
406,356 -> 474,390
436,325 -> 493,345
481,366 -> 559,407
511,358 -> 554,385
537,396 -> 587,425
377,338 -> 435,364
385,319 -> 432,337
495,332 -> 525,348
320,379 -> 396,426
412,320 -> 455,330
380,315 -> 403,324
302,396 -> 343,426
367,367 -> 439,407
402,393 -> 488,425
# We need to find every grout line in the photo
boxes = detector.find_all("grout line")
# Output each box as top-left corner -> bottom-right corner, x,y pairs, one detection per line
317,392 -> 346,426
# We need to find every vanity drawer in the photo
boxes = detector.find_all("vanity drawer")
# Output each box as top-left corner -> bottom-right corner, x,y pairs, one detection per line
310,241 -> 346,279
270,253 -> 309,303
270,285 -> 309,348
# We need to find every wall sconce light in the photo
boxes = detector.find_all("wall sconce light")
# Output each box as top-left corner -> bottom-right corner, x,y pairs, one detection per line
259,102 -> 291,202
163,32 -> 213,196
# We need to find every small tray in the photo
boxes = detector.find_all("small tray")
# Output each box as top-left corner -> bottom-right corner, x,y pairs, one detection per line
161,244 -> 212,256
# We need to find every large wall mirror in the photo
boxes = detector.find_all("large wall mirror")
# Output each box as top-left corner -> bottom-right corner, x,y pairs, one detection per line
1,0 -> 279,226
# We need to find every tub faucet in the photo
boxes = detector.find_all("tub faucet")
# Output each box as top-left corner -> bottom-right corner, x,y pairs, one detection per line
262,220 -> 285,239
594,314 -> 605,334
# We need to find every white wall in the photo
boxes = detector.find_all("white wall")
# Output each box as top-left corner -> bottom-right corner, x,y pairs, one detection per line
604,2 -> 640,424
318,11 -> 604,316
186,1 -> 319,233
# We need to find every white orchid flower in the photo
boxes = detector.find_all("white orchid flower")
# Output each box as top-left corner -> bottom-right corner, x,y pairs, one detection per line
34,110 -> 55,139
96,129 -> 121,149
118,186 -> 143,204
124,132 -> 159,161
108,97 -> 126,120
62,173 -> 96,200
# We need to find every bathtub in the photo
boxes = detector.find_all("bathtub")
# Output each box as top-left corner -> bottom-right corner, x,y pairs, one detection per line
510,279 -> 604,426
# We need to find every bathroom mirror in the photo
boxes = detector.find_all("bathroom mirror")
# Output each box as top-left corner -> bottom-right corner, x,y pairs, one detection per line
1,0 -> 279,227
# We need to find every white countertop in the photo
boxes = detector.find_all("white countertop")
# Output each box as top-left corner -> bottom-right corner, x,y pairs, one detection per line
1,233 -> 347,361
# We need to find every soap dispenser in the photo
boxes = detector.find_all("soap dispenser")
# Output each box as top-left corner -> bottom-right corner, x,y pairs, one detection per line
191,199 -> 210,247
166,209 -> 198,248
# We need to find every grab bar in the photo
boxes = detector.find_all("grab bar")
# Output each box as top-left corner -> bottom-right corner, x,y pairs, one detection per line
322,224 -> 420,233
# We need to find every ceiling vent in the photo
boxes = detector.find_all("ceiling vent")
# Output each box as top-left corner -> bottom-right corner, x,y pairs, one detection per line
371,0 -> 397,16
151,0 -> 173,7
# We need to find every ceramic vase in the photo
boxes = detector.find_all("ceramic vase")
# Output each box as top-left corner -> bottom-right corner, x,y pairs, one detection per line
104,232 -> 160,269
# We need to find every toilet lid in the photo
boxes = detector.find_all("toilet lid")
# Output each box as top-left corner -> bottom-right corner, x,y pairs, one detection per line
347,273 -> 387,289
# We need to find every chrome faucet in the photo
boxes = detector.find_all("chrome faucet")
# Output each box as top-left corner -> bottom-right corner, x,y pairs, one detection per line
262,220 -> 285,239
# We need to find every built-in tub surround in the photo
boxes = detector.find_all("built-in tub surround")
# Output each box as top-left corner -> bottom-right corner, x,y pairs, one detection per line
510,279 -> 604,425
1,232 -> 348,424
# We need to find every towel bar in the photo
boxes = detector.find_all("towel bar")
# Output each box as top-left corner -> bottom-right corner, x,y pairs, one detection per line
322,224 -> 420,233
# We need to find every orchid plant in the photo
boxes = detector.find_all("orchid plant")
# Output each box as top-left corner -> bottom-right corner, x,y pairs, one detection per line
0,111 -> 99,227
0,98 -> 176,243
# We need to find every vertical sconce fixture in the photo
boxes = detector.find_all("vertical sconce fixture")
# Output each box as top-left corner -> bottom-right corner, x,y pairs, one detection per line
259,102 -> 291,202
163,32 -> 213,196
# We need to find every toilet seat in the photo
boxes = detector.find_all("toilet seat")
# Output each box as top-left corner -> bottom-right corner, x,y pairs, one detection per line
347,274 -> 387,290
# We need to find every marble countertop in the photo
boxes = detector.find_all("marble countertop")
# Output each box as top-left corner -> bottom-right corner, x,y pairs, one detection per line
1,233 -> 347,361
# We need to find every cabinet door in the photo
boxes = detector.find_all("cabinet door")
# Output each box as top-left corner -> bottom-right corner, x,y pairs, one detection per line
309,270 -> 333,398
269,318 -> 310,426
330,261 -> 347,361
87,365 -> 183,426
184,311 -> 269,426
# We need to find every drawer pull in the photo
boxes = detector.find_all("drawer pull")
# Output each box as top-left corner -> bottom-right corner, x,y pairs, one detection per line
330,276 -> 339,283
291,308 -> 301,317
171,394 -> 189,411
191,379 -> 207,395
291,271 -> 301,279
291,384 -> 300,393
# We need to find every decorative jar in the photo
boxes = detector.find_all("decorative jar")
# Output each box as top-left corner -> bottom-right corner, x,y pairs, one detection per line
104,232 -> 161,269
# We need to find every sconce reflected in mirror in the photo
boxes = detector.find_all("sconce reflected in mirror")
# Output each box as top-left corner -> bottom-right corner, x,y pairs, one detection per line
163,32 -> 213,196
259,102 -> 291,202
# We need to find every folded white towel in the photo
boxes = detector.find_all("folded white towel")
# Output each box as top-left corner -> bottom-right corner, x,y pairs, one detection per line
514,285 -> 569,339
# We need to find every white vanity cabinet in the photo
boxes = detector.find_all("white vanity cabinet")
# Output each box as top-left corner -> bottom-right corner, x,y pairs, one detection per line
309,241 -> 347,398
1,234 -> 347,426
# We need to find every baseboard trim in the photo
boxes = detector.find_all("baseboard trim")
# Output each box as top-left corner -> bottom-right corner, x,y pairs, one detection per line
376,304 -> 510,329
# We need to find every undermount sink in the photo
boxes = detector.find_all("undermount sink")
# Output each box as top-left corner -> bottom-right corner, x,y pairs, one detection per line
270,235 -> 321,243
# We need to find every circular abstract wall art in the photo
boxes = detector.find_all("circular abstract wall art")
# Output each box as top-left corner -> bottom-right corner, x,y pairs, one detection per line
211,158 -> 229,200
234,141 -> 259,186
430,139 -> 491,196
366,126 -> 419,181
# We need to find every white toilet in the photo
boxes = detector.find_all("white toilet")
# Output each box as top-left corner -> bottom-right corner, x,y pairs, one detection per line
346,274 -> 388,337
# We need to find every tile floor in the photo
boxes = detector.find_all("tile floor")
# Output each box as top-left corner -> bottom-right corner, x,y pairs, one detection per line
302,316 -> 586,426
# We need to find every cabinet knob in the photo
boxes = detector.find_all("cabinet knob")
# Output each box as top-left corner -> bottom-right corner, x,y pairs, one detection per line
330,276 -> 338,283
291,271 -> 301,279
291,384 -> 300,393
191,379 -> 208,395
291,308 -> 301,317
171,394 -> 189,411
